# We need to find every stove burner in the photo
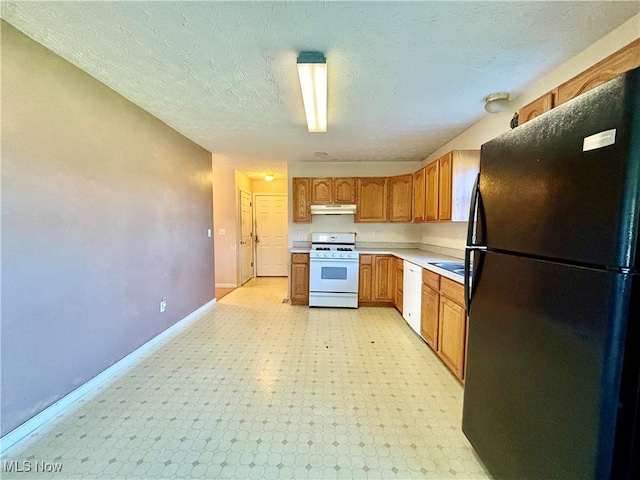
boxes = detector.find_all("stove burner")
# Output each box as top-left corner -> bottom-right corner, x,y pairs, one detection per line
315,247 -> 330,251
337,247 -> 353,251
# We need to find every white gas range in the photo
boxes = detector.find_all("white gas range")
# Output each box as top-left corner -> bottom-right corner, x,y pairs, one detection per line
309,233 -> 360,308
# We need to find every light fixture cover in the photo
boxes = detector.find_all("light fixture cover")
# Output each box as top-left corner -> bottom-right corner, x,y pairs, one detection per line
484,92 -> 510,113
264,174 -> 274,182
297,52 -> 327,132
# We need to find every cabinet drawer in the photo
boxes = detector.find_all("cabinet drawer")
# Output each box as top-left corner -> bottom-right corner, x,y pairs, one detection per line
360,254 -> 373,265
422,269 -> 440,290
440,277 -> 464,306
292,253 -> 309,264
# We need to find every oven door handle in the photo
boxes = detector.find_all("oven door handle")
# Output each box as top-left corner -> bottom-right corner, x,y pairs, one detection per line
310,258 -> 360,263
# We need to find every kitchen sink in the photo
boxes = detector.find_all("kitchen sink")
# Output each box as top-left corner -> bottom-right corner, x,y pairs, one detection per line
430,262 -> 472,276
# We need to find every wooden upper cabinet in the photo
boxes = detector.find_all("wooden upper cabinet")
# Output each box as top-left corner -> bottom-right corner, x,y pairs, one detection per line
425,150 -> 480,223
311,178 -> 333,204
555,38 -> 640,107
292,177 -> 311,223
518,40 -> 640,126
388,174 -> 413,223
438,152 -> 453,221
356,177 -> 387,223
333,177 -> 356,204
413,167 -> 426,222
425,161 -> 439,222
519,92 -> 554,126
310,177 -> 355,204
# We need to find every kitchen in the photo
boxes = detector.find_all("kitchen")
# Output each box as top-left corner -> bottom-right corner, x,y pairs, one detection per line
2,2 -> 640,479
284,33 -> 640,479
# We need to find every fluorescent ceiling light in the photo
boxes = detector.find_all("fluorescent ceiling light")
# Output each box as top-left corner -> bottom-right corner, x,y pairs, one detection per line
297,52 -> 327,133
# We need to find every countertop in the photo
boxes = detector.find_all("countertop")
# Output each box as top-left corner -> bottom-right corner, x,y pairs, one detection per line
290,247 -> 466,284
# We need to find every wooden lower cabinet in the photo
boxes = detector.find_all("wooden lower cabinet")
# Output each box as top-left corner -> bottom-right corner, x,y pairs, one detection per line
290,253 -> 309,305
419,270 -> 468,383
359,254 -> 394,306
394,258 -> 404,313
373,255 -> 394,302
359,256 -> 373,302
438,296 -> 467,380
420,284 -> 439,349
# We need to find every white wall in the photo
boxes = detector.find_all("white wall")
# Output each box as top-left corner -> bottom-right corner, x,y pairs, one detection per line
288,161 -> 421,246
420,13 -> 640,250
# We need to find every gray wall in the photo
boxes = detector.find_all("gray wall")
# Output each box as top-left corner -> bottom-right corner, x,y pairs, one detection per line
1,22 -> 215,435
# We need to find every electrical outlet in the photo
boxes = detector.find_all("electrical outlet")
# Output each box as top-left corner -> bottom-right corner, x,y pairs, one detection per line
160,298 -> 167,313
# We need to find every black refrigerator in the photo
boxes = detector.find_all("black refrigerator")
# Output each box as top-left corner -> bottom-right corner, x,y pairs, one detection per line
462,66 -> 640,480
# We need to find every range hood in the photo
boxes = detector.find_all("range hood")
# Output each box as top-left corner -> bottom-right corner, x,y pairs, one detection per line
311,204 -> 357,215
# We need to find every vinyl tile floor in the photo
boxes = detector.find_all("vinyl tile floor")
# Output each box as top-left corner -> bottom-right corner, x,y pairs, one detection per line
1,277 -> 491,479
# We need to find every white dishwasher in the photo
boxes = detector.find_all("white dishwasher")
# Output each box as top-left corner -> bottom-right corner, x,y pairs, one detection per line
403,260 -> 422,334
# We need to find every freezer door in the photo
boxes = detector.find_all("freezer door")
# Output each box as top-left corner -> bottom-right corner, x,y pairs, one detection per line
462,251 -> 635,480
476,67 -> 640,269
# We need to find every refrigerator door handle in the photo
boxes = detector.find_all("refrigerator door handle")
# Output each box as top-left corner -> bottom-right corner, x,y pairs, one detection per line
465,172 -> 486,312
466,173 -> 481,247
464,246 -> 486,312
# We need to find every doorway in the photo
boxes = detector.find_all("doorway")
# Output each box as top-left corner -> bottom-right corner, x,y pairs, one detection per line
254,194 -> 288,276
239,189 -> 254,285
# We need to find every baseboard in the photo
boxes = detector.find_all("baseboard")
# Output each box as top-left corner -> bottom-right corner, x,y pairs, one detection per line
215,283 -> 238,288
0,297 -> 217,454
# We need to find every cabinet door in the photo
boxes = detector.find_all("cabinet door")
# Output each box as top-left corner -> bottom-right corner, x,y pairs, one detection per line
519,92 -> 554,125
438,153 -> 453,221
292,178 -> 311,223
421,284 -> 440,349
555,38 -> 640,107
425,161 -> 439,222
388,174 -> 413,223
413,167 -> 426,222
373,255 -> 394,302
438,296 -> 466,381
311,178 -> 333,204
356,177 -> 387,223
333,177 -> 356,204
290,254 -> 309,305
395,259 -> 404,312
358,259 -> 373,302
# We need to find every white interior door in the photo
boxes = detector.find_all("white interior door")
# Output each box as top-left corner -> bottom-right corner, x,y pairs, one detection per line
255,195 -> 288,276
240,190 -> 254,285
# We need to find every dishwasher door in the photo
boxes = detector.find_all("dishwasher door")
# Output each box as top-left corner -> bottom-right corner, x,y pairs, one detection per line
403,261 -> 422,334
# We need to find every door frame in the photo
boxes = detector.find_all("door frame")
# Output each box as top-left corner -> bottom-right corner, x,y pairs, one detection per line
253,193 -> 288,277
238,189 -> 254,285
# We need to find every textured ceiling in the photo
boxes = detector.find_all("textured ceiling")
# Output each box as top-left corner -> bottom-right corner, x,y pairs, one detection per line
2,1 -> 639,179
